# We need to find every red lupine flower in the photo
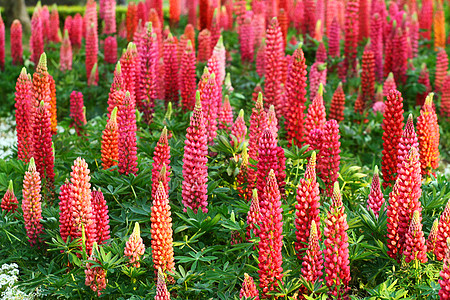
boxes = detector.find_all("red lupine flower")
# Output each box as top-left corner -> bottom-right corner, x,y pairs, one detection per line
10,20 -> 23,66
124,222 -> 145,268
392,28 -> 408,85
397,114 -> 419,172
59,180 -> 76,243
22,158 -> 43,246
410,13 -> 419,58
403,210 -> 427,263
258,170 -> 283,298
239,12 -> 255,63
383,73 -> 397,98
1,180 -> 18,214
104,36 -> 117,64
86,23 -> 98,86
256,129 -> 279,208
240,273 -> 259,299
201,71 -> 219,144
367,166 -> 384,217
329,82 -> 345,122
198,29 -> 212,62
361,45 -> 375,104
31,8 -> 43,65
180,40 -> 196,111
64,15 -> 72,40
416,64 -> 431,106
218,95 -> 234,130
32,100 -> 55,190
309,62 -> 327,102
70,13 -> 83,50
152,127 -> 171,197
85,243 -> 107,296
324,182 -> 351,298
381,89 -> 404,188
120,42 -> 139,101
285,46 -> 308,146
295,152 -> 321,258
435,49 -> 448,93
15,68 -> 33,163
118,91 -> 138,176
49,5 -> 60,43
60,30 -> 73,71
187,0 -> 197,27
69,91 -> 86,136
126,2 -> 138,41
301,219 -> 323,292
136,1 -> 147,25
439,239 -> 450,298
151,181 -> 175,274
317,119 -> 341,196
246,189 -> 261,241
304,0 -> 316,35
442,74 -> 450,118
370,13 -> 383,81
264,18 -> 284,115
435,200 -> 450,261
155,267 -> 171,300
199,0 -> 211,30
427,218 -> 439,253
101,107 -> 119,170
358,0 -> 369,41
256,41 -> 266,78
102,0 -> 116,35
417,93 -> 440,176
91,189 -> 110,245
305,84 -> 326,146
182,92 -> 209,213
328,17 -> 340,58
387,181 -> 401,260
231,110 -> 247,147
343,0 -> 359,77
163,33 -> 179,105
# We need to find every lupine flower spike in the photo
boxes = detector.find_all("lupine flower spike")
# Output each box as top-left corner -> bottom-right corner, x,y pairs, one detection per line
22,158 -> 43,246
91,188 -> 110,245
1,180 -> 18,214
218,95 -> 234,131
85,243 -> 107,296
397,114 -> 419,172
155,267 -> 170,300
240,273 -> 259,299
231,110 -> 247,147
427,218 -> 439,254
180,40 -> 196,111
118,91 -> 138,176
317,119 -> 341,196
60,30 -> 72,71
301,220 -> 324,292
329,82 -> 345,122
403,210 -> 427,263
439,238 -> 450,299
152,127 -> 171,197
367,166 -> 384,217
59,179 -> 75,243
10,20 -> 23,66
69,91 -> 87,136
305,83 -> 326,146
246,189 -> 261,241
435,199 -> 450,261
15,68 -> 33,163
124,222 -> 145,268
101,107 -> 119,170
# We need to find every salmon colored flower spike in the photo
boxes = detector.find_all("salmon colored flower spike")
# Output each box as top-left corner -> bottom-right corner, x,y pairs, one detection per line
31,8 -> 44,65
155,267 -> 171,300
152,127 -> 171,198
91,188 -> 110,245
15,68 -> 33,163
383,73 -> 397,98
85,243 -> 107,296
22,158 -> 43,246
124,222 -> 145,268
329,82 -> 345,123
240,273 -> 259,299
435,49 -> 448,93
305,83 -> 326,146
403,210 -> 427,263
427,218 -> 439,254
246,189 -> 261,242
1,180 -> 18,214
101,107 -> 119,170
218,95 -> 234,130
86,23 -> 98,86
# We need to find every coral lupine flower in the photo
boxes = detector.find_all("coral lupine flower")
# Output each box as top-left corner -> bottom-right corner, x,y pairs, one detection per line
32,101 -> 55,189
211,36 -> 226,85
317,119 -> 341,196
246,189 -> 261,241
91,189 -> 110,245
48,75 -> 57,135
264,18 -> 284,114
248,92 -> 268,161
182,92 -> 209,213
387,181 -> 401,260
22,158 -> 43,246
239,12 -> 255,64
120,43 -> 139,100
304,84 -> 326,146
180,40 -> 197,111
59,180 -> 77,243
32,53 -> 51,109
403,210 -> 427,263
1,180 -> 18,214
10,20 -> 23,66
152,127 -> 171,197
301,220 -> 324,289
69,91 -> 87,136
382,73 -> 397,98
328,17 -> 340,58
370,13 -> 383,81
240,273 -> 259,299
324,182 -> 351,298
417,93 -> 440,177
104,36 -> 117,64
381,89 -> 404,188
427,218 -> 439,253
101,107 -> 119,170
218,95 -> 234,130
201,72 -> 219,144
285,46 -> 308,146
15,68 -> 33,163
155,267 -> 171,300
329,82 -> 345,122
435,49 -> 448,92
258,170 -> 283,298
86,23 -> 98,86
231,110 -> 247,147
60,30 -> 73,71
439,239 -> 450,299
126,2 -> 138,41
434,199 -> 450,261
151,182 -> 175,274
198,29 -> 212,62
343,0 -> 359,77
124,222 -> 145,268
397,114 -> 419,173
69,157 -> 97,255
256,129 -> 279,208
295,152 -> 321,258
367,166 -> 384,217
31,8 -> 44,65
118,91 -> 138,176
163,33 -> 179,105
361,45 -> 375,104
169,0 -> 180,27
85,244 -> 107,296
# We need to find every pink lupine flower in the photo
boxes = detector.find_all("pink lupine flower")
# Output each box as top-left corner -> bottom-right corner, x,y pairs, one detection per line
124,222 -> 145,268
60,30 -> 73,71
31,8 -> 44,65
329,82 -> 345,122
247,189 -> 261,241
239,12 -> 255,63
155,267 -> 171,300
49,6 -> 60,43
59,180 -> 76,243
427,218 -> 439,253
163,33 -> 179,105
256,41 -> 266,78
396,114 -> 419,172
343,0 -> 359,77
416,64 -> 431,106
211,36 -> 226,85
86,23 -> 98,86
85,243 -> 107,296
40,5 -> 49,43
182,92 -> 209,213
102,0 -> 116,35
180,40 -> 197,111
120,42 -> 139,100
309,62 -> 327,101
22,158 -> 43,246
328,17 -> 340,58
304,84 -> 326,145
439,239 -> 450,299
256,129 -> 279,208
91,189 -> 110,245
70,13 -> 83,50
10,20 -> 23,66
367,166 -> 384,217
107,62 -> 123,118
324,182 -> 351,298
1,180 -> 18,214
370,13 -> 383,81
387,181 -> 401,260
240,273 -> 259,299
231,110 -> 247,147
218,95 -> 234,130
301,220 -> 323,291
198,29 -> 212,62
15,68 -> 33,163
118,91 -> 138,176
403,210 -> 427,263
435,199 -> 450,261
258,170 -> 284,298
201,72 -> 219,144
317,119 -> 341,196
104,36 -> 117,64
295,152 -> 321,258
152,127 -> 171,197
0,14 -> 4,70
69,91 -> 87,136
304,0 -> 316,35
